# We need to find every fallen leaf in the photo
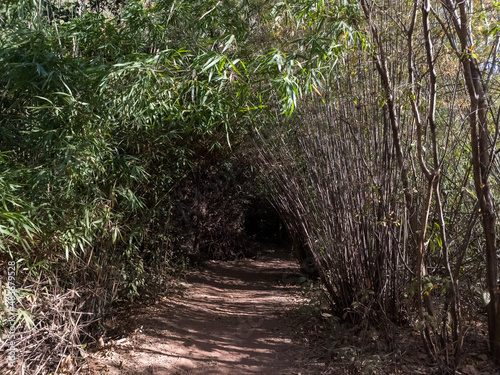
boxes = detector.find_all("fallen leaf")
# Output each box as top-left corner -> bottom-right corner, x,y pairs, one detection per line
59,354 -> 74,374
97,337 -> 105,349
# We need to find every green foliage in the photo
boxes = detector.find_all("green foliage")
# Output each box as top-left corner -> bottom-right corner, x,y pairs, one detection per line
1,0 -> 348,336
0,0 -> 261,297
0,157 -> 38,256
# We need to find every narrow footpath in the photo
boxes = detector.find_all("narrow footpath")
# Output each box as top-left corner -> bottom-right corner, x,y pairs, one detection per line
87,246 -> 332,375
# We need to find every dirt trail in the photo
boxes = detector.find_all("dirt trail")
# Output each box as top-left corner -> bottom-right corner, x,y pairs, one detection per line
89,246 -> 330,375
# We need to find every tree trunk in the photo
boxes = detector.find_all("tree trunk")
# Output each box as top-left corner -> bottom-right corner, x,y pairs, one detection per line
441,0 -> 499,359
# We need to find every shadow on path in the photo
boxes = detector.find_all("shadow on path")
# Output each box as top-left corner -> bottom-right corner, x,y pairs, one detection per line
89,245 -> 326,375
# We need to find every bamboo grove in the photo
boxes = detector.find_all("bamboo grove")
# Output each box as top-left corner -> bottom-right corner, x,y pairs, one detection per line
257,0 -> 500,372
1,0 -> 500,373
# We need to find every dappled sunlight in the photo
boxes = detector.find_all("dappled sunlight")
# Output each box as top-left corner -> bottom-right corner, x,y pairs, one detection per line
89,246 -> 318,374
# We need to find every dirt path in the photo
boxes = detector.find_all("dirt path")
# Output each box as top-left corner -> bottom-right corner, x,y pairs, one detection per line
88,246 -> 331,375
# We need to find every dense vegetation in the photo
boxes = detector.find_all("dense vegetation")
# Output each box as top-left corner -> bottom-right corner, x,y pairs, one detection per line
1,0 -> 500,373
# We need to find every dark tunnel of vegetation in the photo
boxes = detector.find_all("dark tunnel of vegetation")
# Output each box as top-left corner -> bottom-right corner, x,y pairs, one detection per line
244,197 -> 287,243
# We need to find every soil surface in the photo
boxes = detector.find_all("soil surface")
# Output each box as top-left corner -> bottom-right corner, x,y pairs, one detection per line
86,246 -> 332,375
84,245 -> 500,375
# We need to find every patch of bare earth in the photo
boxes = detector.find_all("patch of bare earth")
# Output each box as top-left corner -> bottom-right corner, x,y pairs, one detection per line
84,245 -> 500,375
86,246 -> 333,375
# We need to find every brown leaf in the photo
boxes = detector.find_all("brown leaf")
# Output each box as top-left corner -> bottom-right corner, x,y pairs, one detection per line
59,354 -> 74,374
